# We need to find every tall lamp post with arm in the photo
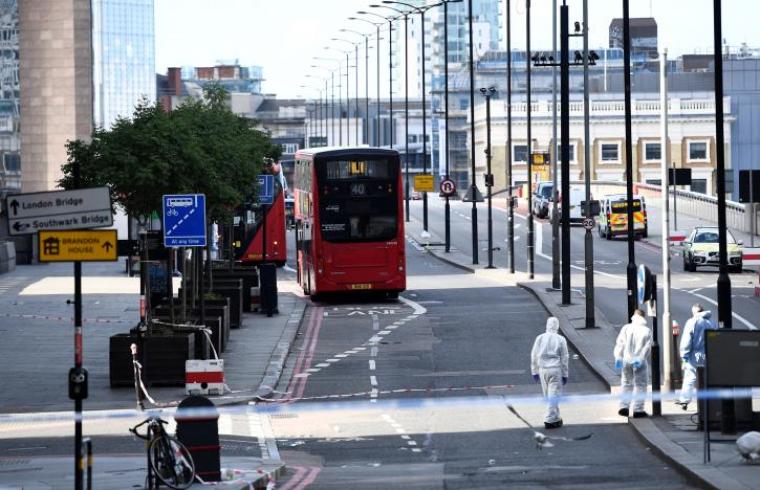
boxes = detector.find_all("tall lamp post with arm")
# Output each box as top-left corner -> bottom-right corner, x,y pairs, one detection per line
333,37 -> 362,145
316,55 -> 344,145
344,23 -> 373,144
382,0 -> 448,234
357,10 -> 387,146
368,8 -> 398,149
324,46 -> 352,145
371,3 -> 412,220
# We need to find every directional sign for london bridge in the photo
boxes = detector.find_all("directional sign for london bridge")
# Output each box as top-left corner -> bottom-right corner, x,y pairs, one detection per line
6,187 -> 112,236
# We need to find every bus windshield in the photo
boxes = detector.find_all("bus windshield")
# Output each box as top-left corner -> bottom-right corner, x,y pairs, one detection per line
316,159 -> 399,242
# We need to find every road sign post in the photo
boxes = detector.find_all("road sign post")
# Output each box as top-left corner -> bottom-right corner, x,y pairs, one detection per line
38,230 -> 118,262
414,174 -> 434,193
162,194 -> 207,248
439,178 -> 456,197
637,264 -> 661,416
5,187 -> 112,236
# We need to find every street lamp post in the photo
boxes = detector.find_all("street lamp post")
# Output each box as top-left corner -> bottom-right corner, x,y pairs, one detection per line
352,15 -> 383,145
344,24 -> 372,144
581,0 -> 596,327
373,3 -> 412,220
324,47 -> 351,145
506,0 -> 515,273
526,0 -> 534,278
332,38 -> 362,145
623,0 -> 637,317
712,0 -> 736,435
468,0 -> 479,263
383,1 -> 447,233
481,87 -> 497,269
532,2 -> 598,306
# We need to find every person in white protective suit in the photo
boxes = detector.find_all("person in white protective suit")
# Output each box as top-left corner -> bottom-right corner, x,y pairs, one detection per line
531,317 -> 569,429
737,431 -> 760,462
675,304 -> 716,410
614,309 -> 653,418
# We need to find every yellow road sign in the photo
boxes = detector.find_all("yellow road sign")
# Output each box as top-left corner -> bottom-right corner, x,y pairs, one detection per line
414,174 -> 435,193
39,230 -> 118,262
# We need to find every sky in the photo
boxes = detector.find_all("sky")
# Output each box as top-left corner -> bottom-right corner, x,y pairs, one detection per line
155,0 -> 760,98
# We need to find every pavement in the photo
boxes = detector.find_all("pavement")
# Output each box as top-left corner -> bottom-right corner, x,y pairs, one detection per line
0,259 -> 305,488
405,210 -> 760,490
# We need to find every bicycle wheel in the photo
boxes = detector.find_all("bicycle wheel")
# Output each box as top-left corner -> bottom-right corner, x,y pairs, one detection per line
148,435 -> 195,489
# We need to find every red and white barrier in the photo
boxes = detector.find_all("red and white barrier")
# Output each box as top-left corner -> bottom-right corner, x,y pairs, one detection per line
186,359 -> 225,396
669,231 -> 688,245
743,247 -> 760,267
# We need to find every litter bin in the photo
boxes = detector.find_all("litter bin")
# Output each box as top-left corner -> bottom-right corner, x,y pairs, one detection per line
258,263 -> 278,317
175,395 -> 221,482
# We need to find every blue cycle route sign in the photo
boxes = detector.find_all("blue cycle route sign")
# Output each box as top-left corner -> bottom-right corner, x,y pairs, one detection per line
257,174 -> 275,205
162,194 -> 207,247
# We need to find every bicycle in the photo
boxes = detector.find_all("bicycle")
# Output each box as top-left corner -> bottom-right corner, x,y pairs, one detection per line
129,416 -> 196,489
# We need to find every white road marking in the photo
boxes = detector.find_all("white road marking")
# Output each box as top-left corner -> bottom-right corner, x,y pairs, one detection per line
534,220 -> 619,279
682,291 -> 758,330
370,376 -> 378,387
368,360 -> 376,371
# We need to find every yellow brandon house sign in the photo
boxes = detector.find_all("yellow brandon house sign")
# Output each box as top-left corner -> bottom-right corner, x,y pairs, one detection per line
38,230 -> 118,262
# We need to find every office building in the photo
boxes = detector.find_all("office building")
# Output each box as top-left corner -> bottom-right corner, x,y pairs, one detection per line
92,0 -> 156,129
0,0 -> 19,191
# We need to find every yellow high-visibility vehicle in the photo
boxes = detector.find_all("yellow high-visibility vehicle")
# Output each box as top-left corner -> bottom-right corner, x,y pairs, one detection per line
597,194 -> 648,240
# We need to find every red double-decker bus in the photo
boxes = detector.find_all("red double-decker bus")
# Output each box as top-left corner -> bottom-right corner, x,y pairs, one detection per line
237,168 -> 287,266
293,147 -> 406,298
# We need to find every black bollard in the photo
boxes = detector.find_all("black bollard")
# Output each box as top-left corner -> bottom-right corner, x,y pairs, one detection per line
175,395 -> 221,482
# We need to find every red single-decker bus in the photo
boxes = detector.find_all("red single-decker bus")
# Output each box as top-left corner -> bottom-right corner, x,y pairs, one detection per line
293,147 -> 406,297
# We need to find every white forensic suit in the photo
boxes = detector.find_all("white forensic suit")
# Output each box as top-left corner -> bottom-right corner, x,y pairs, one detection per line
614,313 -> 653,414
531,317 -> 570,424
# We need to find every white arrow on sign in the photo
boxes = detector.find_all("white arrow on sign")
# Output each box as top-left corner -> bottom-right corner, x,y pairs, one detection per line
6,187 -> 112,236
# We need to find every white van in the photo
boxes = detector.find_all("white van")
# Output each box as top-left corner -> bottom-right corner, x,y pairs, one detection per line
548,186 -> 586,223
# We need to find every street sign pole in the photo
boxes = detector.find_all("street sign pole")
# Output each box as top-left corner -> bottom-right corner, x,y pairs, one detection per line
651,274 -> 662,416
660,48 -> 673,391
560,3 -> 571,305
72,163 -> 84,490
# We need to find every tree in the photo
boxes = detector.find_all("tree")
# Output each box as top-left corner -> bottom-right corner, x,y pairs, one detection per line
60,87 -> 280,223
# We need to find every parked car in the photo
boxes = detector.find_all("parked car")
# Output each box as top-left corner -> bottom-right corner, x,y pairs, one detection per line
548,186 -> 586,223
597,194 -> 648,239
682,226 -> 743,273
532,182 -> 554,218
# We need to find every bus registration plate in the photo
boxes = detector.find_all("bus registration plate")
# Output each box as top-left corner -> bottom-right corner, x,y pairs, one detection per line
351,283 -> 373,290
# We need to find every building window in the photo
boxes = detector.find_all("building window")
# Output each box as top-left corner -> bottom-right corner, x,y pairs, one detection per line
691,179 -> 707,194
556,143 -> 576,163
513,144 -> 528,164
646,179 -> 662,186
688,140 -> 709,161
281,143 -> 299,154
599,142 -> 621,164
644,142 -> 661,162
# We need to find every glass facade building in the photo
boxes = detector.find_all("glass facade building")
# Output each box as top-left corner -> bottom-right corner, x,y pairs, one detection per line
92,0 -> 155,129
0,0 -> 18,190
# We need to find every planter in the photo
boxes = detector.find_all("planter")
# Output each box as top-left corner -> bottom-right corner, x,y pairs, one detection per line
154,303 -> 228,353
206,282 -> 243,330
210,267 -> 259,312
143,332 -> 195,386
109,333 -> 140,388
